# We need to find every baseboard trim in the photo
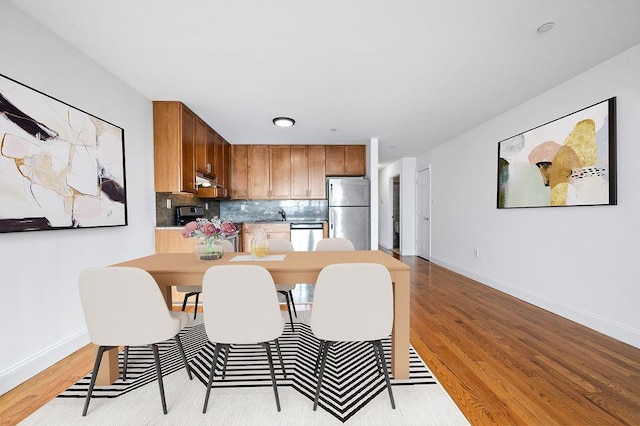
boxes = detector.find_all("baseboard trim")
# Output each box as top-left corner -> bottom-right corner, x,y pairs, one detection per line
0,329 -> 89,396
430,257 -> 640,349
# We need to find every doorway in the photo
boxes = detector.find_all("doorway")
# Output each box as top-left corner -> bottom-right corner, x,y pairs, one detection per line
416,168 -> 430,260
392,175 -> 400,254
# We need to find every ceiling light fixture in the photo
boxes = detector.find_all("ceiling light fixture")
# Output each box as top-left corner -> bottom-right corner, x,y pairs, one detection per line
537,22 -> 555,33
273,117 -> 295,127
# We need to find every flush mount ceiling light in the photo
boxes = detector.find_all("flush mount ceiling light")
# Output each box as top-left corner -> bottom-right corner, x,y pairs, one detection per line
537,22 -> 555,33
273,117 -> 295,127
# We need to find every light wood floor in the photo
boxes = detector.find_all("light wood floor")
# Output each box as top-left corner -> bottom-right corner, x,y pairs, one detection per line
1,253 -> 639,425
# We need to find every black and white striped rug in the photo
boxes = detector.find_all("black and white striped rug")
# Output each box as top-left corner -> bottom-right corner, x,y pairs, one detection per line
60,316 -> 437,423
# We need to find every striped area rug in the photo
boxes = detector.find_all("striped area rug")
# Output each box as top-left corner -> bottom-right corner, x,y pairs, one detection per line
60,315 -> 437,423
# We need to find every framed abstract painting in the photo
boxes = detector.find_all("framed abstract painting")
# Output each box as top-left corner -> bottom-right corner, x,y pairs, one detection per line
497,97 -> 616,209
0,73 -> 127,233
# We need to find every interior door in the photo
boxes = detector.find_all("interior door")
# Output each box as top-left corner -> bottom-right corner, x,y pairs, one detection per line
416,168 -> 431,260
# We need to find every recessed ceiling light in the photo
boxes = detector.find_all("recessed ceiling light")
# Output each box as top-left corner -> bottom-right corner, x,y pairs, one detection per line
537,22 -> 555,33
273,117 -> 295,127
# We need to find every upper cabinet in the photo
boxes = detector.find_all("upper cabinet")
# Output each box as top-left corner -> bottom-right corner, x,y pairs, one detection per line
153,101 -> 197,193
220,135 -> 231,198
154,100 -> 231,198
291,145 -> 326,199
269,145 -> 291,199
230,145 -> 249,199
231,144 -> 358,200
155,107 -> 367,199
194,117 -> 213,176
247,145 -> 270,198
246,145 -> 291,199
326,145 -> 366,176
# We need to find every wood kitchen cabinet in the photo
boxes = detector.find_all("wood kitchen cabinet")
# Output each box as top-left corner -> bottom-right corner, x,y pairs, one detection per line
195,118 -> 213,176
196,129 -> 232,199
230,145 -> 249,199
291,145 -> 326,199
221,137 -> 231,197
154,100 -> 231,197
242,223 -> 290,253
325,145 -> 366,176
308,145 -> 327,198
231,143 -> 361,200
248,145 -> 270,198
153,101 -> 197,193
247,145 -> 291,199
269,145 -> 291,198
290,145 -> 308,199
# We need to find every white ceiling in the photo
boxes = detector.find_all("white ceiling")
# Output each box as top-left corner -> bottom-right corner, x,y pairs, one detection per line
9,0 -> 640,166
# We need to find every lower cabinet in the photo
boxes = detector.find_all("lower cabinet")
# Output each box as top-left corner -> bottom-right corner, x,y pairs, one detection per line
242,223 -> 290,253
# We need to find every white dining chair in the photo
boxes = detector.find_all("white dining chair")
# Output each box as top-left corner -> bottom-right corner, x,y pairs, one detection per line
267,238 -> 297,332
78,266 -> 193,416
314,237 -> 355,251
178,238 -> 235,319
201,265 -> 286,413
310,263 -> 396,410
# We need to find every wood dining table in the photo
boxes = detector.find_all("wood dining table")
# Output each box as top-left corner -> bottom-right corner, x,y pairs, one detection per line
97,250 -> 411,384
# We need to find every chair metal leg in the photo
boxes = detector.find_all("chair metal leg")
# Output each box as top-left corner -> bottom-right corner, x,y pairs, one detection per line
150,343 -> 168,415
370,341 -> 383,375
313,340 -> 333,411
313,340 -> 326,376
260,341 -> 281,412
280,291 -> 295,333
193,292 -> 200,319
274,339 -> 287,378
175,334 -> 193,380
82,345 -> 115,416
222,345 -> 230,380
372,340 -> 396,409
288,290 -> 297,318
203,343 -> 225,413
182,292 -> 201,319
123,346 -> 129,381
181,294 -> 189,312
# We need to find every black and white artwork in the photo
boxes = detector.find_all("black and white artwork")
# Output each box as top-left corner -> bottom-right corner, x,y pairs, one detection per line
0,73 -> 127,233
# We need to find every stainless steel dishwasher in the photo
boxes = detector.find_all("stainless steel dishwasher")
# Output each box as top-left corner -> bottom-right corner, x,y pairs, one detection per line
290,222 -> 324,251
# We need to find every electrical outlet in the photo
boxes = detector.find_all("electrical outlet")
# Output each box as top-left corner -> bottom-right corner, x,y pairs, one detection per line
166,199 -> 171,209
205,202 -> 209,210
474,249 -> 480,258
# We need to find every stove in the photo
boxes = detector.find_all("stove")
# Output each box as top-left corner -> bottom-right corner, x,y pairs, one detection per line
175,206 -> 204,226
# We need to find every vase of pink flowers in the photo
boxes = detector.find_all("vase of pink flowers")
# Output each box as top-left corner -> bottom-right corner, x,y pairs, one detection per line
181,217 -> 237,261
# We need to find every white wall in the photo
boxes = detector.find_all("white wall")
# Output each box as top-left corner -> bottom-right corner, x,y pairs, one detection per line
0,3 -> 155,394
378,157 -> 416,255
416,43 -> 640,348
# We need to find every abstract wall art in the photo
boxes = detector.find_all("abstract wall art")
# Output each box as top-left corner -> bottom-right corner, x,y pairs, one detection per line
497,98 -> 616,209
0,73 -> 127,233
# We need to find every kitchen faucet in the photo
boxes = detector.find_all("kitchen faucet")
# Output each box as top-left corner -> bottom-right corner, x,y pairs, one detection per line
276,208 -> 287,221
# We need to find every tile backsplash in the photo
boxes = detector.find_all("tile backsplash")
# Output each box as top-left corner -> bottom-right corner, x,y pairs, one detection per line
221,200 -> 328,223
155,193 -> 220,226
156,194 -> 328,227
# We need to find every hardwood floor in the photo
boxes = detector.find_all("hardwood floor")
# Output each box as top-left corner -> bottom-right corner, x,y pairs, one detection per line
399,253 -> 640,425
2,253 -> 639,425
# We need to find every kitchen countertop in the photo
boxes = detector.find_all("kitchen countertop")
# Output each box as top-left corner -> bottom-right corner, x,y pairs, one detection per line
156,220 -> 326,229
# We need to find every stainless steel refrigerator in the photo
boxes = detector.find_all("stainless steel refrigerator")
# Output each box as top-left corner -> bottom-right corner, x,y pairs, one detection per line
327,177 -> 370,250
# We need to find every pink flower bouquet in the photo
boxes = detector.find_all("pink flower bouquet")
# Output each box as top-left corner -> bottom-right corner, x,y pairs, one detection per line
181,217 -> 237,241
